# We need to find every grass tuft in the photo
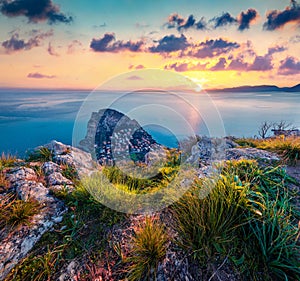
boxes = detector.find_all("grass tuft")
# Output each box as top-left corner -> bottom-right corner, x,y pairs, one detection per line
26,147 -> 53,163
0,194 -> 40,229
126,217 -> 168,281
0,152 -> 17,170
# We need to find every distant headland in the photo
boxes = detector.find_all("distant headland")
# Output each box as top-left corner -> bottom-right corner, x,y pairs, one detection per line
207,83 -> 300,93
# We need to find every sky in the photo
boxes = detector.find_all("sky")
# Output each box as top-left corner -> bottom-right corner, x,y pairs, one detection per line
0,0 -> 300,90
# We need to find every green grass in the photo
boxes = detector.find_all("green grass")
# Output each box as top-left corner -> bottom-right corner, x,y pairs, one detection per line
126,217 -> 168,281
102,147 -> 181,193
6,183 -> 125,281
0,152 -> 17,170
235,136 -> 300,165
26,147 -> 53,162
172,159 -> 300,280
61,164 -> 79,184
0,171 -> 10,192
0,194 -> 40,229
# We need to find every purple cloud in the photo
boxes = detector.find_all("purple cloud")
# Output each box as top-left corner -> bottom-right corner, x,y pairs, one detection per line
227,57 -> 249,71
129,64 -> 145,70
149,34 -> 189,53
27,72 -> 56,79
164,61 -> 207,72
248,55 -> 273,71
126,75 -> 143,80
2,30 -> 53,52
187,38 -> 240,58
267,45 -> 287,55
238,9 -> 258,31
47,42 -> 59,56
212,12 -> 237,28
264,0 -> 300,30
0,0 -> 73,24
210,57 -> 227,71
166,13 -> 207,31
278,56 -> 300,75
90,33 -> 144,52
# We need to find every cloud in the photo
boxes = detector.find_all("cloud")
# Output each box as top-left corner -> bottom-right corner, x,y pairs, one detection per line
92,23 -> 107,28
263,0 -> 300,30
290,34 -> 300,43
212,12 -> 237,28
238,8 -> 258,31
126,75 -> 143,80
90,33 -> 144,52
27,72 -> 56,79
210,57 -> 227,71
267,45 -> 287,55
67,39 -> 82,54
227,57 -> 249,71
164,61 -> 207,72
129,64 -> 145,70
2,30 -> 53,52
47,42 -> 59,56
166,13 -> 207,31
167,13 -> 185,28
0,0 -> 73,24
187,38 -> 240,58
149,34 -> 189,53
248,55 -> 273,71
278,56 -> 300,75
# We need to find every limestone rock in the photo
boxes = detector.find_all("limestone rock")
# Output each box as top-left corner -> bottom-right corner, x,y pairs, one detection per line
226,147 -> 280,162
46,172 -> 73,187
44,140 -> 96,176
7,167 -> 37,184
42,161 -> 61,175
16,181 -> 50,203
0,200 -> 66,280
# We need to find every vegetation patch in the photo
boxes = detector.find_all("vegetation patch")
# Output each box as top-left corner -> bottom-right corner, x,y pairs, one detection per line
126,217 -> 168,281
236,136 -> 300,165
172,160 -> 300,280
0,152 -> 17,170
6,184 -> 125,281
26,147 -> 54,162
0,194 -> 40,230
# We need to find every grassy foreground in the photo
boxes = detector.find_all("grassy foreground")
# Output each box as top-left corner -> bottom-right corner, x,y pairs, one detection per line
1,144 -> 300,281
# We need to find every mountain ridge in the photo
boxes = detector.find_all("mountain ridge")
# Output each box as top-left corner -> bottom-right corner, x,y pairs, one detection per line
207,83 -> 300,93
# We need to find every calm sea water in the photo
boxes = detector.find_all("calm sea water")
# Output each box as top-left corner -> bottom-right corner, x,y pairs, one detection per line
0,89 -> 299,157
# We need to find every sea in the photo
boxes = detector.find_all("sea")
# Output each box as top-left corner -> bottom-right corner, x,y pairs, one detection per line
0,88 -> 299,157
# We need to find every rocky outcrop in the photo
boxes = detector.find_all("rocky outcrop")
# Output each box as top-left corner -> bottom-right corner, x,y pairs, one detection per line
44,140 -> 96,176
187,136 -> 279,166
79,108 -> 159,165
226,147 -> 280,162
0,167 -> 66,279
0,140 -> 96,280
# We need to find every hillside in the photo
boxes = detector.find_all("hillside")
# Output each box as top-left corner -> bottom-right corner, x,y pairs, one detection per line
208,83 -> 300,93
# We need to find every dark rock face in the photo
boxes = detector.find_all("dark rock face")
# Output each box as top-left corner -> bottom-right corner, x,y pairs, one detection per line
80,109 -> 157,165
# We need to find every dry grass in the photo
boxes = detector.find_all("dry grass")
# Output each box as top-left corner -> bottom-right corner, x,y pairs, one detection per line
236,136 -> 300,165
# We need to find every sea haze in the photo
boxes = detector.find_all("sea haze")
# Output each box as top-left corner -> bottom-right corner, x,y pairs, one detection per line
0,89 -> 299,157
